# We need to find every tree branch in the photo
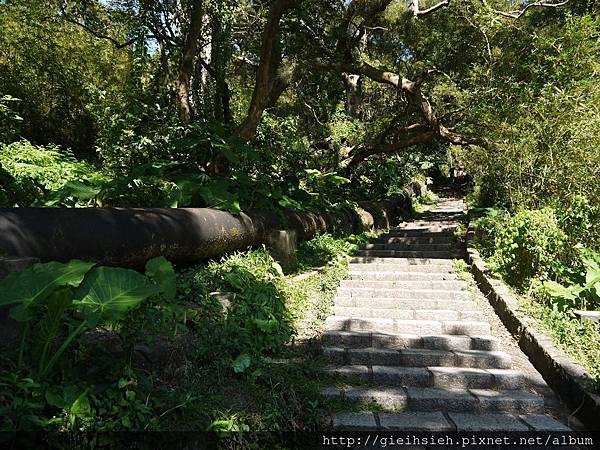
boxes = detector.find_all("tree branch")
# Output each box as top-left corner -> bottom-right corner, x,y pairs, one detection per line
317,57 -> 489,174
235,0 -> 304,141
494,0 -> 570,19
60,14 -> 137,49
345,126 -> 437,174
413,0 -> 450,17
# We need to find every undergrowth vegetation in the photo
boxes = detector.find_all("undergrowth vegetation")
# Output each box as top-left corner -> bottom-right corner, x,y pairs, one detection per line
0,231 -> 373,434
472,198 -> 600,387
518,299 -> 600,389
1,0 -> 599,437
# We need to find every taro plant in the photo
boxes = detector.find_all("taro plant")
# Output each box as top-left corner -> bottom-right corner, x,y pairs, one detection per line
0,256 -> 175,379
540,246 -> 600,312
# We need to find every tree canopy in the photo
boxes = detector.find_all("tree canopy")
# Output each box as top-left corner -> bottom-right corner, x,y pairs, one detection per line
0,0 -> 598,215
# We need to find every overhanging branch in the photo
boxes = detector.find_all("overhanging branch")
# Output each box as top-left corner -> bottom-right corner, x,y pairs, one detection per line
413,0 -> 450,17
59,6 -> 138,49
494,0 -> 570,19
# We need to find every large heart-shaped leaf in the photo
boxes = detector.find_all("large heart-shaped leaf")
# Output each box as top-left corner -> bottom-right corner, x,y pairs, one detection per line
540,280 -> 581,301
145,256 -> 176,301
0,260 -> 94,321
73,267 -> 160,327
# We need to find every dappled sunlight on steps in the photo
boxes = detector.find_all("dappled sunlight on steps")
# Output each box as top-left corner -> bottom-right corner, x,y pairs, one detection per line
320,194 -> 570,432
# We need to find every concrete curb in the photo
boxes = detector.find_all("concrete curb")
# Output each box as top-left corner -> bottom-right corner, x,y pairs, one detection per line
466,225 -> 600,430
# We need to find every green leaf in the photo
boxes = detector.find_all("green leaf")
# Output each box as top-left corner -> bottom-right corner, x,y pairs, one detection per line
45,388 -> 68,408
73,267 -> 160,327
216,143 -> 240,165
35,287 -> 74,372
254,318 -> 278,332
232,353 -> 251,374
70,391 -> 91,417
271,261 -> 284,277
198,179 -> 241,214
541,280 -> 581,301
42,180 -> 102,206
0,260 -> 94,321
145,256 -> 176,301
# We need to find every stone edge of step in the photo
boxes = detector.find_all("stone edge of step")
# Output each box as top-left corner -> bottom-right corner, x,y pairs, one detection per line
329,411 -> 570,431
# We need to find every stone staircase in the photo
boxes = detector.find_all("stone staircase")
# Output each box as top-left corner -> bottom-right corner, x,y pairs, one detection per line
321,196 -> 570,432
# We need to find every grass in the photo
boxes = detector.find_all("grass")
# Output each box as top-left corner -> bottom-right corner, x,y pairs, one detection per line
517,296 -> 600,391
452,259 -> 471,282
0,225 -> 389,439
162,230 -> 385,432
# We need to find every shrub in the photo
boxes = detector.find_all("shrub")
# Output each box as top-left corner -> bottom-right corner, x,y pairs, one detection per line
473,208 -> 509,258
179,249 -> 295,370
490,208 -> 565,290
0,140 -> 97,205
558,195 -> 598,252
540,246 -> 600,312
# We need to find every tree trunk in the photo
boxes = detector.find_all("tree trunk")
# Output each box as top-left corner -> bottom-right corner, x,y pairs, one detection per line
210,14 -> 233,124
343,73 -> 362,117
177,2 -> 204,124
235,0 -> 303,141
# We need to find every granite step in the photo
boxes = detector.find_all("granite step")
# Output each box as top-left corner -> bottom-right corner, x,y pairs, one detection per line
334,297 -> 476,310
354,250 -> 461,259
332,306 -> 485,322
336,287 -> 471,300
322,386 -> 543,414
340,279 -> 468,290
374,236 -> 455,244
324,316 -> 491,335
348,260 -> 455,270
386,229 -> 456,237
327,365 -> 524,389
322,331 -> 499,351
323,347 -> 511,369
348,270 -> 459,281
363,243 -> 456,251
331,412 -> 569,431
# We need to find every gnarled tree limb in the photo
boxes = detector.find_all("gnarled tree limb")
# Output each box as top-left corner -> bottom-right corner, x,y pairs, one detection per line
412,0 -> 450,17
235,0 -> 304,141
493,0 -> 570,19
58,6 -> 138,49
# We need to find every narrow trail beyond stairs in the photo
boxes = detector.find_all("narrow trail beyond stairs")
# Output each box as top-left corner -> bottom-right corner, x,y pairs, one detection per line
321,193 -> 572,432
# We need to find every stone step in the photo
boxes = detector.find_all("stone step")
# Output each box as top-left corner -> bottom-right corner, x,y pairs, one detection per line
348,259 -> 454,268
348,271 -> 459,281
324,346 -> 510,368
375,235 -> 455,244
333,307 -> 485,322
322,387 -> 543,414
335,297 -> 476,310
332,411 -> 569,431
340,279 -> 468,290
394,226 -> 459,233
337,287 -> 470,300
325,316 -> 491,334
363,243 -> 455,251
322,331 -> 499,351
399,220 -> 459,225
327,365 -> 524,390
354,250 -> 461,259
386,230 -> 455,237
